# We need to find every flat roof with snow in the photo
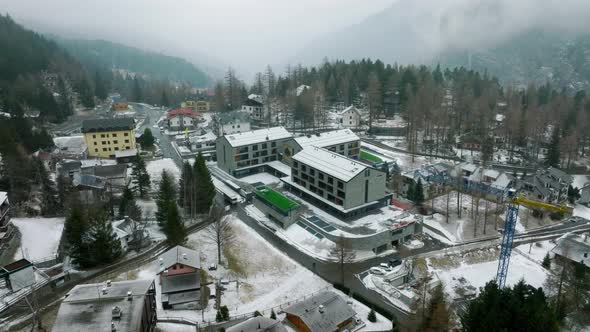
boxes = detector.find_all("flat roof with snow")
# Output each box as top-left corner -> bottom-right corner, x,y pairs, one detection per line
115,149 -> 137,158
293,147 -> 368,182
223,127 -> 292,147
295,129 -> 359,149
0,192 -> 7,204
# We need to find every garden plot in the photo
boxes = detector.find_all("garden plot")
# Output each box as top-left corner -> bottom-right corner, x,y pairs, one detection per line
12,217 -> 65,261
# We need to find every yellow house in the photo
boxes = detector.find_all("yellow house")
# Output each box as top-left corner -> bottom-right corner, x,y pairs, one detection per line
81,118 -> 136,158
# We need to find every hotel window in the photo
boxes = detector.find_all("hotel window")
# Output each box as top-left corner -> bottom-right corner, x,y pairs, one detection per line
112,133 -> 117,137
103,148 -> 108,152
125,139 -> 130,143
102,141 -> 107,145
113,140 -> 118,144
92,134 -> 96,139
101,134 -> 106,138
124,133 -> 129,136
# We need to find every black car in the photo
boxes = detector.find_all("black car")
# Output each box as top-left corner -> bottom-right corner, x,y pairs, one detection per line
389,258 -> 402,267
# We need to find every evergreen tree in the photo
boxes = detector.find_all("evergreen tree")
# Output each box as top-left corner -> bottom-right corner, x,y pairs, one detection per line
407,182 -> 415,201
270,309 -> 276,320
94,70 -> 108,100
56,175 -> 73,210
34,157 -> 59,216
77,77 -> 95,108
57,76 -> 73,118
542,253 -> 551,269
461,280 -> 559,332
215,310 -> 223,322
220,305 -> 230,320
118,186 -> 135,219
125,200 -> 143,223
545,126 -> 561,167
193,153 -> 215,214
481,136 -> 494,164
132,77 -> 142,102
156,170 -> 177,227
367,308 -> 377,322
131,154 -> 151,198
414,179 -> 425,205
178,161 -> 193,213
163,201 -> 186,246
63,199 -> 87,252
567,185 -> 581,204
160,90 -> 169,107
88,212 -> 123,265
139,128 -> 155,150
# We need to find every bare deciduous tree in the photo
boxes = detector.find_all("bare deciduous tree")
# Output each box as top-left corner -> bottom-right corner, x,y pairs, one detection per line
205,204 -> 235,265
330,234 -> 356,285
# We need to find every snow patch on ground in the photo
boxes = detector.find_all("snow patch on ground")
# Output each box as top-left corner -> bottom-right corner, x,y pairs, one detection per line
430,254 -> 548,300
574,203 -> 590,219
12,218 -> 65,261
146,158 -> 181,190
572,174 -> 590,190
239,173 -> 281,185
515,240 -> 556,264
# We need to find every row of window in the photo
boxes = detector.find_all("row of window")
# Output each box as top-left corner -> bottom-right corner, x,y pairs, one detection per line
92,132 -> 129,139
94,146 -> 131,153
93,139 -> 130,146
293,176 -> 346,206
292,161 -> 345,191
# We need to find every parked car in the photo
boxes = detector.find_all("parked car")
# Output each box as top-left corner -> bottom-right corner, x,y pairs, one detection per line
208,264 -> 217,271
370,267 -> 385,275
380,263 -> 392,271
389,259 -> 402,267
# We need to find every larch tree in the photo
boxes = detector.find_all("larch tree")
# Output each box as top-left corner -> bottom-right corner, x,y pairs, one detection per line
205,203 -> 235,265
330,234 -> 356,285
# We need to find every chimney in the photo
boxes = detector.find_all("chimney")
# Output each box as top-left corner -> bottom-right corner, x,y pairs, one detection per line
106,280 -> 112,287
127,291 -> 132,301
102,287 -> 108,295
159,258 -> 164,265
319,305 -> 324,314
182,253 -> 187,260
111,322 -> 116,332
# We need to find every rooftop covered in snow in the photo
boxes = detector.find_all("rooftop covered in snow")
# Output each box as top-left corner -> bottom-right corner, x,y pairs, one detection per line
295,129 -> 359,149
52,279 -> 155,332
292,147 -> 368,182
223,127 -> 292,147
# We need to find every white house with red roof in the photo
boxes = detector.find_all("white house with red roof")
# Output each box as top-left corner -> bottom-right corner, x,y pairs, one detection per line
166,108 -> 202,131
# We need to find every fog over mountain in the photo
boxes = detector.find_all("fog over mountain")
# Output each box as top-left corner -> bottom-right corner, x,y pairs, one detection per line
298,0 -> 590,67
4,0 -> 590,83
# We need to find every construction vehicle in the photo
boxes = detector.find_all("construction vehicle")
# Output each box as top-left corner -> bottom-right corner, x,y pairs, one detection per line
429,173 -> 573,288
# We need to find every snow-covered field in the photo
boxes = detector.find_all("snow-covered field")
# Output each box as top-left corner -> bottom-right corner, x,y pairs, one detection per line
515,240 -> 555,264
123,215 -> 390,331
574,203 -> 590,219
12,218 -> 65,261
362,142 -> 448,172
145,158 -> 180,190
429,251 -> 548,300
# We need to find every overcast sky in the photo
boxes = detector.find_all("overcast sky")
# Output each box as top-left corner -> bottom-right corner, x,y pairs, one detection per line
3,0 -> 395,78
